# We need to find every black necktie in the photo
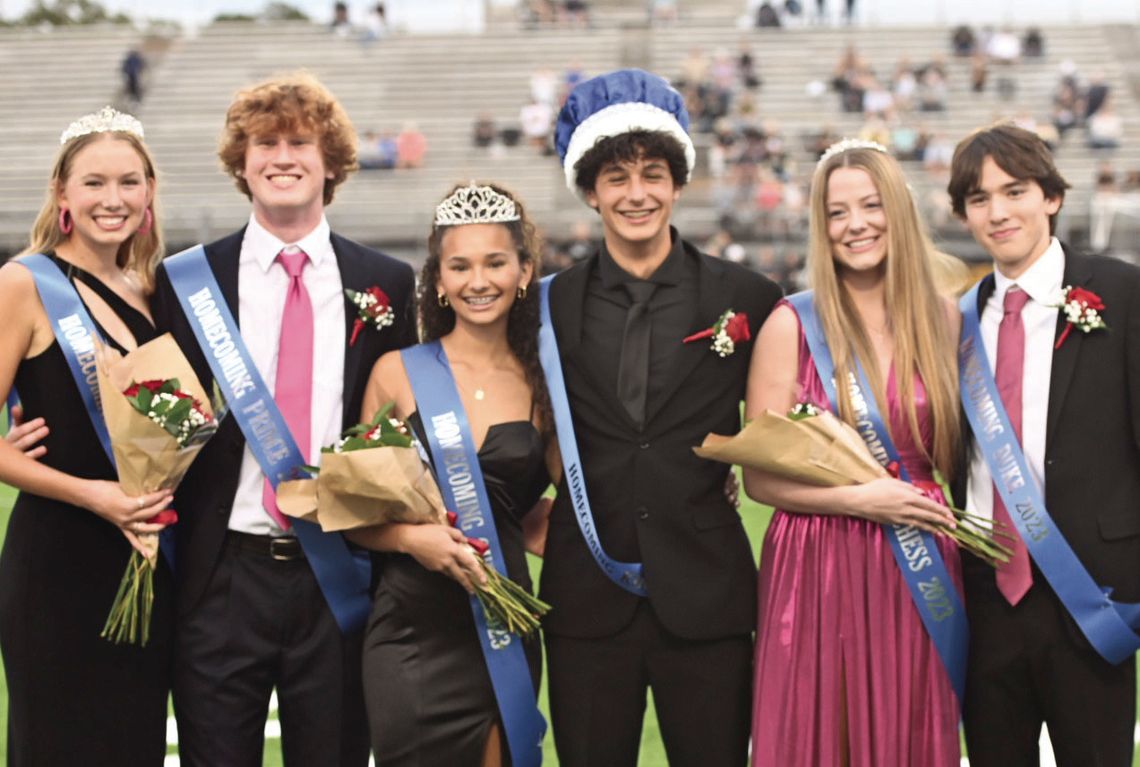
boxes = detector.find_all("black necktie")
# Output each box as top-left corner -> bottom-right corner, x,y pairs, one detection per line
617,280 -> 657,428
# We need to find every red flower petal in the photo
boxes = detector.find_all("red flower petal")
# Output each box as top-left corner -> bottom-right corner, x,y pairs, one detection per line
446,511 -> 458,527
148,509 -> 179,526
726,313 -> 751,343
466,537 -> 490,556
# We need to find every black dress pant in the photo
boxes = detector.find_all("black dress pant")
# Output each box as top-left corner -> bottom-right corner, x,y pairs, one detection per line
963,563 -> 1136,767
546,599 -> 752,767
173,533 -> 370,767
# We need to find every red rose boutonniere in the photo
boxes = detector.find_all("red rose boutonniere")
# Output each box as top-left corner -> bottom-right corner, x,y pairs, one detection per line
346,286 -> 395,346
683,309 -> 751,357
1053,285 -> 1107,350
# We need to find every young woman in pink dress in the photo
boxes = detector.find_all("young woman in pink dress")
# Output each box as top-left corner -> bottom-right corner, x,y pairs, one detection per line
743,140 -> 966,766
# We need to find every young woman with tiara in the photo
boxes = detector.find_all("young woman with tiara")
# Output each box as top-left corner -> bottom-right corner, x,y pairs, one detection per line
743,140 -> 966,766
350,182 -> 556,767
0,108 -> 174,764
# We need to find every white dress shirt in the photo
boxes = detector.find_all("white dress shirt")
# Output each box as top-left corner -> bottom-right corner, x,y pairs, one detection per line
966,237 -> 1064,520
228,214 -> 346,536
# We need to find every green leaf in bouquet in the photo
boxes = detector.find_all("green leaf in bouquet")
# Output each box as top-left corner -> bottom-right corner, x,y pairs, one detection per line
341,436 -> 369,452
300,463 -> 321,475
345,423 -> 370,437
166,397 -> 193,427
161,378 -> 182,395
137,385 -> 154,412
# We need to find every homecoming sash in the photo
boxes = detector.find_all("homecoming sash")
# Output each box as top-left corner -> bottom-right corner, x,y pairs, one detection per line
787,291 -> 969,702
19,254 -> 113,463
18,253 -> 176,566
402,341 -> 546,767
959,283 -> 1140,663
163,245 -> 371,634
538,276 -> 647,596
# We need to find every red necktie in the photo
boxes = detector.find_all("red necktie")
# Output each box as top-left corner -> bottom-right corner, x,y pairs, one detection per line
261,247 -> 313,530
993,286 -> 1033,605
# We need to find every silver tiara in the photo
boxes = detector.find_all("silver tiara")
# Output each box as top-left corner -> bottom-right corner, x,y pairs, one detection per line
817,138 -> 888,166
434,183 -> 521,226
60,106 -> 145,145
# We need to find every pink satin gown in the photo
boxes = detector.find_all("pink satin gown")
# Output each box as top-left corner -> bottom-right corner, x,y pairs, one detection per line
751,323 -> 963,767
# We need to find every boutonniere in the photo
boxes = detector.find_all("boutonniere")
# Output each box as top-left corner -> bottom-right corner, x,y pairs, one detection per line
1053,285 -> 1107,350
683,309 -> 751,357
345,286 -> 395,346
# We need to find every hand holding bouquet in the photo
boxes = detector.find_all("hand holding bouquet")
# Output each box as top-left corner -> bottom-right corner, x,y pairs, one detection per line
95,334 -> 219,645
694,404 -> 1014,566
277,404 -> 551,638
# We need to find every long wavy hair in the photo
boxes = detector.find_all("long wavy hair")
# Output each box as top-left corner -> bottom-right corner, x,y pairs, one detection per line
420,182 -> 552,434
807,146 -> 962,480
23,131 -> 163,292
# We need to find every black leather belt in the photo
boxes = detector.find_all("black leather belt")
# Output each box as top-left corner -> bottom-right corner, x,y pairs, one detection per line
226,531 -> 305,562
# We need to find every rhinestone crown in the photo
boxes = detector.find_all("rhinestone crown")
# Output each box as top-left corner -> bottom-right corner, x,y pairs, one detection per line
60,106 -> 145,145
434,183 -> 521,226
817,137 -> 889,166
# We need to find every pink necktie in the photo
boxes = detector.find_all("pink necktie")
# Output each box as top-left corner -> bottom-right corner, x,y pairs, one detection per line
262,248 -> 313,531
993,286 -> 1033,605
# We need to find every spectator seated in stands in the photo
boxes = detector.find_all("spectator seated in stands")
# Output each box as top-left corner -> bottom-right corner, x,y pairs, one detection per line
1085,73 -> 1110,120
395,122 -> 427,168
756,2 -> 782,27
561,0 -> 590,27
331,1 -> 351,36
892,58 -> 916,111
358,130 -> 386,169
738,41 -> 762,90
986,28 -> 1021,64
1087,97 -> 1123,150
519,98 -> 554,153
472,114 -> 497,149
951,24 -> 976,57
1023,27 -> 1044,58
917,66 -> 947,111
970,52 -> 988,93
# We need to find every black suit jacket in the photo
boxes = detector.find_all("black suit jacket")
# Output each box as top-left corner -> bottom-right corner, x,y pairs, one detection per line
962,246 -> 1140,606
151,229 -> 417,616
539,241 -> 783,641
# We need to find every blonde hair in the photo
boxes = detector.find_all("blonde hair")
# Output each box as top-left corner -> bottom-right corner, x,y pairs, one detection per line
807,147 -> 962,480
22,131 -> 164,293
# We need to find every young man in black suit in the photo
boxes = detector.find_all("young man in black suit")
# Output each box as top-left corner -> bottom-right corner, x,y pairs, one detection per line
151,73 -> 416,766
949,123 -> 1140,767
541,69 -> 782,766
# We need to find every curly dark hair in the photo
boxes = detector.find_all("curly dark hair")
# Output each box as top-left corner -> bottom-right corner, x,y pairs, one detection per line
572,129 -> 690,196
420,182 -> 552,435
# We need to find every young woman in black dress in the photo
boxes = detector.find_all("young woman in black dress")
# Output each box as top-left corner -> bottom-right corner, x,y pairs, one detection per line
351,182 -> 557,766
0,108 -> 175,766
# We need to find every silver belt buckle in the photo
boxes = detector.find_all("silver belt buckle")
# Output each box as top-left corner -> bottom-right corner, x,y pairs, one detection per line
269,537 -> 298,561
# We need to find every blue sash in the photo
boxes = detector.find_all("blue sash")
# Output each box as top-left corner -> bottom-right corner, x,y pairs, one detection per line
959,283 -> 1140,663
18,253 -> 176,566
19,254 -> 113,463
163,245 -> 371,634
787,291 -> 969,703
402,341 -> 546,767
536,276 -> 647,596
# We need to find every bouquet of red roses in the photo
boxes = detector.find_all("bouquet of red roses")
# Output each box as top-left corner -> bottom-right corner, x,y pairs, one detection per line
694,404 -> 1013,566
277,403 -> 551,637
95,335 -> 218,645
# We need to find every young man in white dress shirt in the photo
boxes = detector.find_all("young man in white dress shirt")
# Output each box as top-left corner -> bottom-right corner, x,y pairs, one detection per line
152,73 -> 416,766
949,123 -> 1140,767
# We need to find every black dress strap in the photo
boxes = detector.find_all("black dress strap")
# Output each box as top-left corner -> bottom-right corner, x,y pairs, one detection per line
47,253 -> 155,353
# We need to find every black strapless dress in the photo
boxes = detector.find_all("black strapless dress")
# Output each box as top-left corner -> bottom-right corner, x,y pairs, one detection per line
0,255 -> 172,766
362,412 -> 549,766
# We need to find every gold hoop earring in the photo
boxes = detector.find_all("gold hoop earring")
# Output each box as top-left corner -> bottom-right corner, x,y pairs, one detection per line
517,285 -> 528,300
437,292 -> 449,308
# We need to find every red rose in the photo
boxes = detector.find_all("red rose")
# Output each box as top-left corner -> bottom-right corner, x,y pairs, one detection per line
1067,287 -> 1104,310
446,511 -> 459,527
140,380 -> 166,392
367,286 -> 390,305
466,537 -> 490,556
724,313 -> 751,343
123,384 -> 140,397
148,509 -> 179,526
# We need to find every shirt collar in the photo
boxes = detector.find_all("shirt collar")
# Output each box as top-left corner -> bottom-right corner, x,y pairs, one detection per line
993,236 -> 1065,306
598,227 -> 687,289
242,213 -> 333,272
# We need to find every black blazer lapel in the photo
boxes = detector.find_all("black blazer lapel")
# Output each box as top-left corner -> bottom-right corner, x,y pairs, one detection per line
1045,249 -> 1093,449
332,234 -> 368,422
644,251 -> 731,425
552,255 -> 641,429
206,229 -> 244,325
